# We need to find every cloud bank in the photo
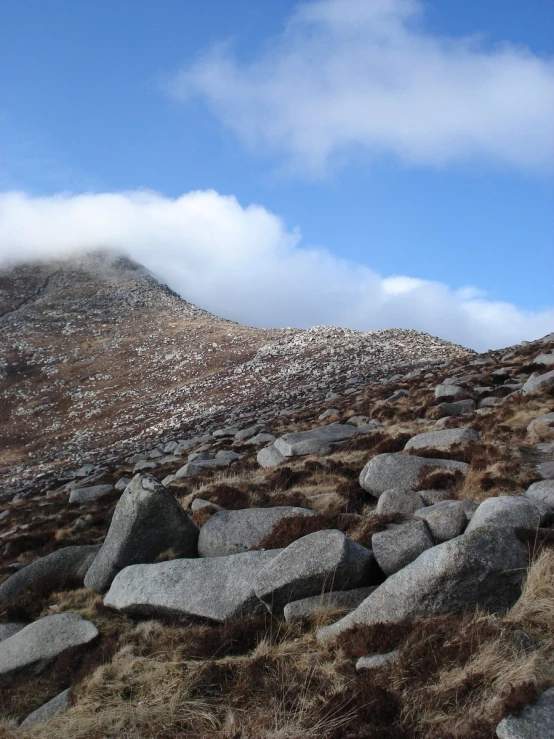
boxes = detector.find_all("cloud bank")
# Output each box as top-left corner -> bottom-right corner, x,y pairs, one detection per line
1,189 -> 552,351
170,0 -> 554,177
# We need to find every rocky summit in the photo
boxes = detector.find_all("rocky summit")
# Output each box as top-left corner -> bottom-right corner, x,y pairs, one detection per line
0,251 -> 553,738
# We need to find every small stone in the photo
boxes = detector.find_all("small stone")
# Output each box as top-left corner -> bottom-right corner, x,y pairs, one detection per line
372,521 -> 434,575
356,650 -> 399,672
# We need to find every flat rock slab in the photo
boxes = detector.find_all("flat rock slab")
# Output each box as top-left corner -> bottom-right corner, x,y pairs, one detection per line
317,526 -> 528,644
359,453 -> 469,497
284,587 -> 376,624
0,545 -> 101,606
372,521 -> 434,575
254,529 -> 374,614
84,474 -> 198,593
273,423 -> 357,457
0,613 -> 98,676
466,496 -> 541,534
20,688 -> 71,727
198,507 -> 314,557
104,550 -> 281,622
404,428 -> 479,452
69,484 -> 114,504
496,687 -> 554,739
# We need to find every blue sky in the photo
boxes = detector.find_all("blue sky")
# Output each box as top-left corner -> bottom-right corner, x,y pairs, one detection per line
0,0 -> 553,350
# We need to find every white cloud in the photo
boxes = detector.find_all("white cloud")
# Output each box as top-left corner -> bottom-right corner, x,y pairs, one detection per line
169,0 -> 554,176
1,188 -> 552,351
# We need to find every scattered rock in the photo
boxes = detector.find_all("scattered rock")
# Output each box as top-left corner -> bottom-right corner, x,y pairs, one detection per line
198,507 -> 314,557
438,400 -> 476,416
375,489 -> 425,516
191,498 -> 223,512
254,530 -> 374,614
283,587 -> 376,623
235,425 -> 267,441
435,384 -> 465,400
0,545 -> 101,606
496,686 -> 554,739
0,613 -> 98,676
257,445 -> 286,468
114,477 -> 132,491
372,521 -> 434,575
273,424 -> 357,457
466,496 -> 542,533
356,650 -> 399,672
213,426 -> 240,438
104,550 -> 280,622
317,527 -> 528,644
69,484 -> 114,504
404,428 -> 479,453
532,353 -> 554,367
524,480 -> 554,515
20,688 -> 71,727
527,412 -> 554,443
246,432 -> 276,445
414,501 -> 468,541
522,370 -> 554,396
359,453 -> 469,497
84,474 -> 199,593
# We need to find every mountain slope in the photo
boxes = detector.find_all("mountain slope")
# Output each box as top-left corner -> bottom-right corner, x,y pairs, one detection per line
0,250 -> 472,484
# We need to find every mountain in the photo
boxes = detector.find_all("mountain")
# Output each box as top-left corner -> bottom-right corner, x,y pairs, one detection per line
0,250 -> 471,490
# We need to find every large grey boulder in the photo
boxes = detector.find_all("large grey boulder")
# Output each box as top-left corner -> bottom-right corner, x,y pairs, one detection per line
375,489 -> 425,516
104,550 -> 280,622
414,501 -> 468,541
359,453 -> 469,497
0,613 -> 98,676
435,384 -> 465,400
404,428 -> 479,453
525,480 -> 554,515
198,507 -> 314,557
257,445 -> 286,468
496,687 -> 554,739
438,400 -> 476,416
273,423 -> 357,457
372,521 -> 434,575
20,688 -> 71,727
522,369 -> 554,396
0,545 -> 101,606
84,474 -> 198,593
69,484 -> 114,504
317,526 -> 528,644
283,587 -> 376,624
466,496 -> 541,534
254,529 -> 373,614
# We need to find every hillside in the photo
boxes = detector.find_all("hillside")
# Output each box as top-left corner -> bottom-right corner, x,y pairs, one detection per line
0,282 -> 553,737
0,250 -> 470,495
